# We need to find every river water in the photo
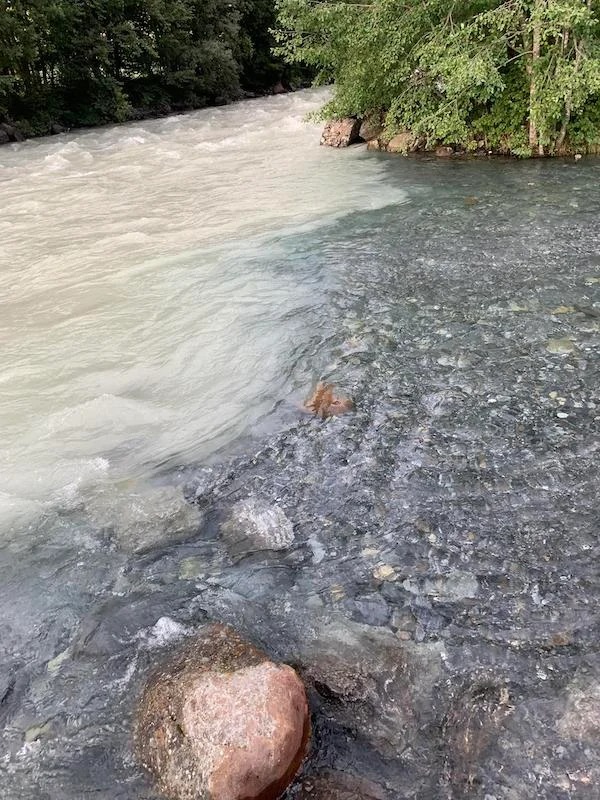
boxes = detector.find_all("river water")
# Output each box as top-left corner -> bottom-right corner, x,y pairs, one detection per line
1,91 -> 599,799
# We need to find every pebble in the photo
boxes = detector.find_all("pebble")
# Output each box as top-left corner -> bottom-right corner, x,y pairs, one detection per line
373,565 -> 397,581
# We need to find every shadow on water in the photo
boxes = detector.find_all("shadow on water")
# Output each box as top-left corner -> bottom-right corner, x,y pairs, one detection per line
2,155 -> 600,799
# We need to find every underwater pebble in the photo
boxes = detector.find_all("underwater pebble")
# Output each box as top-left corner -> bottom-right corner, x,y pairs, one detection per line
373,564 -> 397,581
546,338 -> 577,354
552,306 -> 576,314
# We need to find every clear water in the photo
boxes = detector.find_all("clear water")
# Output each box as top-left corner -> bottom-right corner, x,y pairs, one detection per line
1,92 -> 599,799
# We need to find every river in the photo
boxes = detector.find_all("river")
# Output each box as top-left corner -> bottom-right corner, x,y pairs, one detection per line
1,90 -> 599,798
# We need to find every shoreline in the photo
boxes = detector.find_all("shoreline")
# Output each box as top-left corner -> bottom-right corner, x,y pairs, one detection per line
0,83 -> 299,147
320,116 -> 598,160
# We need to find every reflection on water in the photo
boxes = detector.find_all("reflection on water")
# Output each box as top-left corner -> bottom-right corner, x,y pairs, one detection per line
1,93 -> 600,798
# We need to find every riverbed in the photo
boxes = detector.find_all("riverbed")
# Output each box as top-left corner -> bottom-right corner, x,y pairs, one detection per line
1,91 -> 599,799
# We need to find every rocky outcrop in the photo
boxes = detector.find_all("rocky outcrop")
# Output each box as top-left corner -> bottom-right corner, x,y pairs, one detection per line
136,623 -> 310,800
221,497 -> 295,555
321,118 -> 361,148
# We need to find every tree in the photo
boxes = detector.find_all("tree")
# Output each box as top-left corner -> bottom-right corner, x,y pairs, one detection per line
274,0 -> 600,155
0,0 -> 288,135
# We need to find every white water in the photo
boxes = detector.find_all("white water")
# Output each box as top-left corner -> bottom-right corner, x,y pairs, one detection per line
0,90 -> 406,533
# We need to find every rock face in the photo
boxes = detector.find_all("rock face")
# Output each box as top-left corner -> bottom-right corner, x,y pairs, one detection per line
221,497 -> 294,555
136,623 -> 310,800
321,118 -> 361,148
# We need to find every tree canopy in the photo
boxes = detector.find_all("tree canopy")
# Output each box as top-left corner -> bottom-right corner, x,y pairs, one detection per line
0,0 -> 291,135
274,0 -> 600,155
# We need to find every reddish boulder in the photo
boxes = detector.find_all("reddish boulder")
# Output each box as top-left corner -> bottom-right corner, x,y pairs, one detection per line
136,623 -> 310,800
321,118 -> 361,148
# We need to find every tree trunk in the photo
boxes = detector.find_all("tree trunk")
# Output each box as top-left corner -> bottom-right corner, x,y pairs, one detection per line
528,9 -> 542,155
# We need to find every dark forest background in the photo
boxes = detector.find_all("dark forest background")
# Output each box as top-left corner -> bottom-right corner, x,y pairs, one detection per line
0,0 -> 301,137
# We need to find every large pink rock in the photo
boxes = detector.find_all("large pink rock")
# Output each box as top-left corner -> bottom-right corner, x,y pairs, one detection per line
320,118 -> 361,147
136,623 -> 310,800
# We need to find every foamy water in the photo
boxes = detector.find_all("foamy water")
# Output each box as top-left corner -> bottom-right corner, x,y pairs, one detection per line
0,90 -> 406,531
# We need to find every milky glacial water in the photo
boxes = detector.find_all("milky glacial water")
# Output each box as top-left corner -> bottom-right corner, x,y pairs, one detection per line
1,91 -> 600,799
0,89 -> 406,533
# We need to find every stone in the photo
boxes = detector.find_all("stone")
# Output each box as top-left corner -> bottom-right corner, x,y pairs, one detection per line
545,338 -> 577,354
424,570 -> 479,601
366,139 -> 382,151
295,771 -> 388,799
358,116 -> 383,143
0,122 -> 24,142
557,681 -> 600,740
386,131 -> 415,154
299,613 -> 444,758
50,122 -> 67,135
221,497 -> 294,555
435,145 -> 454,157
321,118 -> 361,148
372,564 -> 397,582
86,484 -> 203,553
0,128 -> 9,145
304,382 -> 353,419
136,623 -> 310,800
443,683 -> 512,791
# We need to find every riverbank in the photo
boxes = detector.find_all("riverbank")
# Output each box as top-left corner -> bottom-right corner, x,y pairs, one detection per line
320,116 -> 599,159
0,83 -> 299,147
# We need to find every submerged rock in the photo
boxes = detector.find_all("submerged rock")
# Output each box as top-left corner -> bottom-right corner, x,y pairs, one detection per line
546,337 -> 577,354
294,771 -> 388,799
299,614 -> 444,758
321,119 -> 361,148
87,484 -> 203,553
221,497 -> 294,555
136,623 -> 310,800
304,382 -> 354,419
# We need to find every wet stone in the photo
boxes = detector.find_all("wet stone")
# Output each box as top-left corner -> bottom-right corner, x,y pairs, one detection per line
221,497 -> 294,556
293,771 -> 388,799
545,338 -> 577,354
135,623 -> 310,800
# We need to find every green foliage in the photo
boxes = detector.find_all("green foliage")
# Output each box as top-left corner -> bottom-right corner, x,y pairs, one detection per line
0,0 -> 289,135
275,0 -> 600,155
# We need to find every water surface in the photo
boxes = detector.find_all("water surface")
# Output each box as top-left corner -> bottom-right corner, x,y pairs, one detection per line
1,92 -> 599,799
